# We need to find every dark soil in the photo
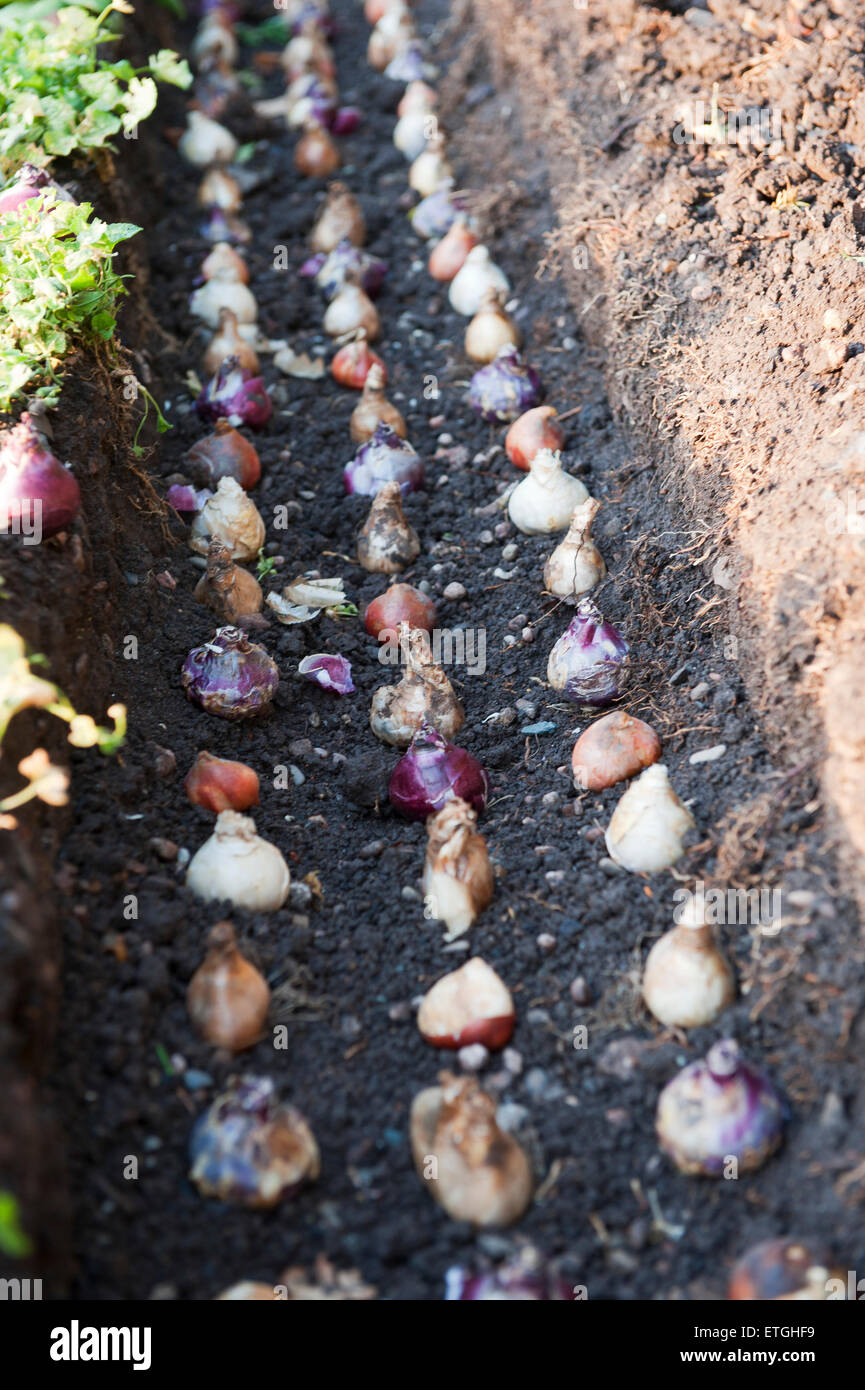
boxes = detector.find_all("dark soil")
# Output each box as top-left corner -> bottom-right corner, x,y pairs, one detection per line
3,0 -> 864,1301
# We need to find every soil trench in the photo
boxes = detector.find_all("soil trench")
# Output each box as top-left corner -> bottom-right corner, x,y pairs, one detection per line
2,0 -> 864,1301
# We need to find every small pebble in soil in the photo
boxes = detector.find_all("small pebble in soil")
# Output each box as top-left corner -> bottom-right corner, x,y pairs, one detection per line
542,791 -> 559,807
289,882 -> 313,909
599,856 -> 623,875
496,1102 -> 529,1131
479,529 -> 494,545
690,681 -> 710,701
570,975 -> 593,1005
401,885 -> 420,902
689,744 -> 726,764
515,698 -> 536,716
289,765 -> 305,786
521,627 -> 534,643
388,1001 -> 412,1023
503,1047 -> 523,1075
458,1043 -> 489,1071
501,542 -> 518,561
183,1070 -> 213,1091
537,932 -> 556,952
149,838 -> 178,862
443,581 -> 466,600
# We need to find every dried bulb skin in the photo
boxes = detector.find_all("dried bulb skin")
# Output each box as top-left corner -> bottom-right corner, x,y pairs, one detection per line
189,1074 -> 319,1208
418,957 -> 513,1049
194,540 -> 263,622
410,1073 -> 533,1227
185,750 -> 260,812
572,710 -> 661,791
311,182 -> 365,253
423,798 -> 493,939
369,624 -> 465,746
357,481 -> 420,573
728,1239 -> 838,1302
350,364 -> 406,441
642,920 -> 735,1029
543,497 -> 605,602
187,921 -> 271,1051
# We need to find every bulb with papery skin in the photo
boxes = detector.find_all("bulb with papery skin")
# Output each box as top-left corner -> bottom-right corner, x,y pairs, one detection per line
185,750 -> 260,812
187,811 -> 290,912
410,1073 -> 533,1227
371,629 -> 464,747
547,599 -> 628,707
449,245 -> 510,317
429,217 -> 478,283
314,240 -> 387,299
445,1250 -> 576,1301
572,710 -> 661,791
642,915 -> 735,1029
656,1039 -> 785,1177
186,421 -> 262,491
203,308 -> 260,378
350,364 -> 406,441
0,413 -> 80,539
332,333 -> 386,390
311,182 -> 365,253
193,539 -> 262,622
190,476 -> 265,561
196,357 -> 272,430
189,1075 -> 319,1207
389,724 -> 488,819
728,1239 -> 839,1301
418,958 -> 513,1050
543,497 -> 605,601
508,449 -> 588,535
605,763 -> 694,873
505,406 -> 566,470
357,481 -> 420,573
412,181 -> 465,240
423,799 -> 494,939
465,290 -> 521,365
364,583 -> 435,638
182,626 -> 278,721
187,921 -> 270,1051
344,422 -> 424,496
